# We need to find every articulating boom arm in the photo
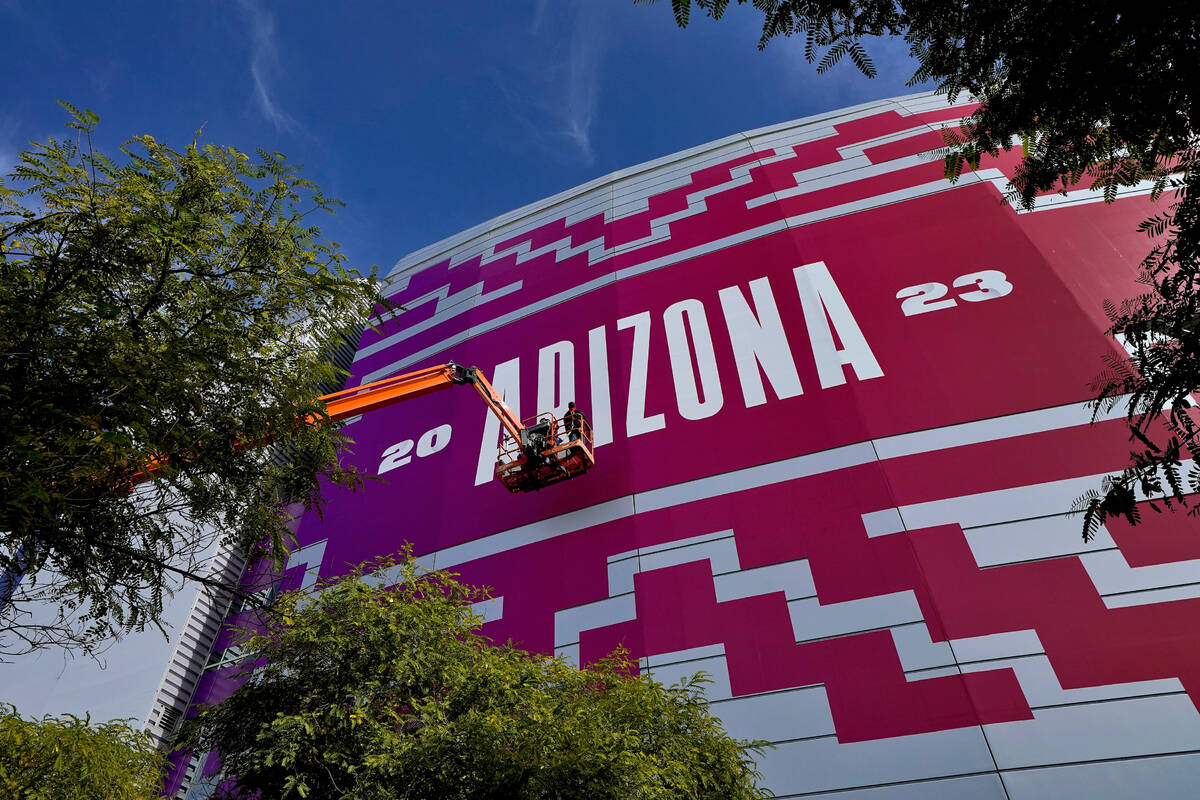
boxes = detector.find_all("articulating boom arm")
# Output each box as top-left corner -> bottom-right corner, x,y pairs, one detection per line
317,362 -> 524,446
133,361 -> 592,492
319,361 -> 593,493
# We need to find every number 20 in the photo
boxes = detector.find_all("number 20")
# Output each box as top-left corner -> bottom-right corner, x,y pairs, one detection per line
378,424 -> 452,474
897,269 -> 1013,316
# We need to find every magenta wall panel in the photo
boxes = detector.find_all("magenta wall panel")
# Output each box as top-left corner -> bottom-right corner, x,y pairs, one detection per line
173,93 -> 1200,799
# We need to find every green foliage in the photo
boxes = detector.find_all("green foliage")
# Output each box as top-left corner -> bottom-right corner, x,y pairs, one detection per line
0,704 -> 166,799
641,0 -> 1200,534
635,0 -> 905,56
183,553 -> 771,800
0,104 -> 387,657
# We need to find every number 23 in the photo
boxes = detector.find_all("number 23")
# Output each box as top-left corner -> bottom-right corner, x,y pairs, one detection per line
897,269 -> 1013,316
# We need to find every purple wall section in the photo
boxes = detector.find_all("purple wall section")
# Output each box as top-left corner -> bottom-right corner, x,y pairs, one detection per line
171,93 -> 1200,799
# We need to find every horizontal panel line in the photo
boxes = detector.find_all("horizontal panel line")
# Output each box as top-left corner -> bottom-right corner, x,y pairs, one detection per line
1024,689 -> 1189,713
774,770 -> 1004,799
997,746 -> 1200,775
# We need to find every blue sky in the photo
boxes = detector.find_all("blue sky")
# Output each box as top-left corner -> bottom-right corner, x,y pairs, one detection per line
0,1 -> 928,279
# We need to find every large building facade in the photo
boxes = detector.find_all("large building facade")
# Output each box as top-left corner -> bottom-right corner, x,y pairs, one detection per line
164,91 -> 1200,798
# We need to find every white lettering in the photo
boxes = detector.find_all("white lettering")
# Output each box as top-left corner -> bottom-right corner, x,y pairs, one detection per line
663,299 -> 724,420
616,312 -> 666,437
588,325 -> 613,447
416,424 -> 452,457
718,277 -> 803,408
475,358 -> 521,486
793,261 -> 883,388
536,340 -> 574,421
378,440 -> 413,474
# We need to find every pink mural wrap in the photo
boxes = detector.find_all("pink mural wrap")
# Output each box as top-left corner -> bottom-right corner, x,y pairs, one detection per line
171,96 -> 1200,799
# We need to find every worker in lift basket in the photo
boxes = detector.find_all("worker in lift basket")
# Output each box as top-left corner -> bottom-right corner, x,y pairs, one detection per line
563,401 -> 588,444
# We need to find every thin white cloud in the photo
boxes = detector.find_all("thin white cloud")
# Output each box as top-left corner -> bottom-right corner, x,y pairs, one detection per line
491,0 -> 610,165
559,3 -> 605,164
531,0 -> 549,34
239,0 -> 298,133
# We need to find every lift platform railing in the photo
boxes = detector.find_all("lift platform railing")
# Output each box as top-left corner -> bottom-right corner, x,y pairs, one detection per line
495,412 -> 594,493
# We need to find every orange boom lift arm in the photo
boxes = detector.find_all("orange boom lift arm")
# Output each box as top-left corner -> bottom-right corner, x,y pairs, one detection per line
319,362 -> 524,437
313,362 -> 594,493
133,363 -> 594,492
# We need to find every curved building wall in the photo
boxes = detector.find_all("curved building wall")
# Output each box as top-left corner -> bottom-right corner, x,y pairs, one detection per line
175,91 -> 1200,798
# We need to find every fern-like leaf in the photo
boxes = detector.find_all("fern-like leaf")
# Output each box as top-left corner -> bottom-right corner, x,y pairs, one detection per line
673,0 -> 691,27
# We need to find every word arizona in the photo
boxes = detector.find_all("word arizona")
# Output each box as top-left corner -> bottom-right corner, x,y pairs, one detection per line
474,260 -> 882,484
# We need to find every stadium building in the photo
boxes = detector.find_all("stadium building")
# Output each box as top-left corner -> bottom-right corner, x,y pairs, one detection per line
157,91 -> 1200,799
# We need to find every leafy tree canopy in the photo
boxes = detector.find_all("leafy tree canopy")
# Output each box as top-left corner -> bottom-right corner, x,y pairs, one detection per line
0,704 -> 166,799
642,0 -> 1200,533
183,554 -> 770,800
0,104 -> 386,657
